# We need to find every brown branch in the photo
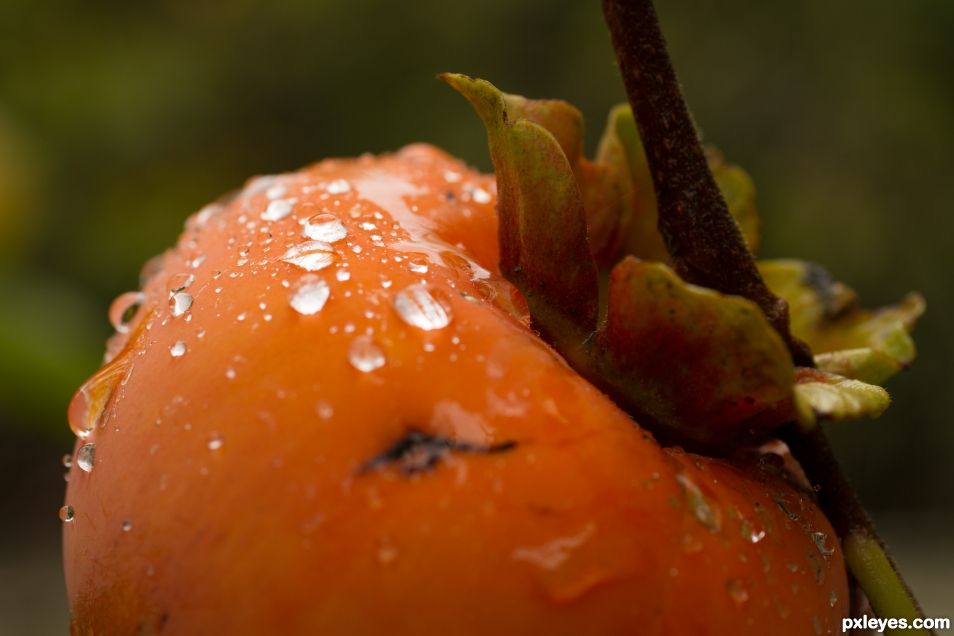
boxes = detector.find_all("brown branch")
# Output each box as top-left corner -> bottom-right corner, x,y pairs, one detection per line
601,0 -> 813,367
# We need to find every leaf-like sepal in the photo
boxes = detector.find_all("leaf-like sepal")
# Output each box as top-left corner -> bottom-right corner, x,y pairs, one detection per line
594,105 -> 762,262
441,73 -> 599,343
794,368 -> 891,425
602,257 -> 794,447
759,260 -> 925,384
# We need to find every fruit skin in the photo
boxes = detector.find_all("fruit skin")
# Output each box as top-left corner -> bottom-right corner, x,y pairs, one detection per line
64,144 -> 847,635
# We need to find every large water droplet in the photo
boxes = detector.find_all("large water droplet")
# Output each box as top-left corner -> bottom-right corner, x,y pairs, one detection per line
59,505 -> 74,523
109,292 -> 144,334
302,213 -> 347,242
168,272 -> 195,293
289,275 -> 330,315
675,473 -> 721,532
407,255 -> 429,274
348,336 -> 386,373
68,358 -> 130,438
392,285 -> 452,331
262,198 -> 295,221
169,291 -> 193,317
170,341 -> 187,358
76,443 -> 95,472
281,241 -> 336,272
326,179 -> 351,195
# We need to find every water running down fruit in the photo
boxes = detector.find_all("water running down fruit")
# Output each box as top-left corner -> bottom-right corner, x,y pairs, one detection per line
62,0 -> 929,633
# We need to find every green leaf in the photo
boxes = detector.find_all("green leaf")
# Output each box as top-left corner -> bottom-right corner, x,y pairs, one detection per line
440,73 -> 599,346
759,259 -> 924,383
794,368 -> 891,425
601,258 -> 794,447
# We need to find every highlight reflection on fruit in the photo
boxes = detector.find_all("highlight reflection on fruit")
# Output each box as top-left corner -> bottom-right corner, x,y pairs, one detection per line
62,0 -> 928,634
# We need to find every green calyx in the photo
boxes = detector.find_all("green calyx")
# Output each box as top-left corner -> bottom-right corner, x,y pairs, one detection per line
441,73 -> 923,446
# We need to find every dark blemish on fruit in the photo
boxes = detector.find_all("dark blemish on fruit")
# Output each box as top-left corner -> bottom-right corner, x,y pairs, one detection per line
359,429 -> 516,476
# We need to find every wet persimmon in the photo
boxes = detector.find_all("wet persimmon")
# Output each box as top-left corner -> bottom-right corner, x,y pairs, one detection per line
63,145 -> 849,635
63,0 -> 930,633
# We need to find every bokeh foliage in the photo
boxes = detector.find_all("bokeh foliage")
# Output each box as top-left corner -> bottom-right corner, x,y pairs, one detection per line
0,0 -> 952,516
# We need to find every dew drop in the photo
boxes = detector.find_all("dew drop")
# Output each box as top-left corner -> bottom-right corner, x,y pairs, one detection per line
266,183 -> 287,200
262,198 -> 295,221
121,520 -> 133,532
68,359 -> 130,438
326,179 -> 351,195
208,435 -> 224,450
407,255 -> 429,274
168,272 -> 195,293
109,292 -> 145,334
335,269 -> 351,282
59,505 -> 74,523
811,531 -> 835,558
170,341 -> 187,357
675,473 -> 721,532
316,401 -> 334,419
289,275 -> 330,315
76,443 -> 95,472
169,291 -> 193,317
281,241 -> 336,272
392,285 -> 452,331
62,454 -> 73,468
348,336 -> 386,373
471,186 -> 492,204
302,213 -> 348,242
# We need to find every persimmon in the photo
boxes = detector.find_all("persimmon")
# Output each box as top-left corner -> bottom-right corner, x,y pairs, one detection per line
62,0 -> 929,633
64,144 -> 848,635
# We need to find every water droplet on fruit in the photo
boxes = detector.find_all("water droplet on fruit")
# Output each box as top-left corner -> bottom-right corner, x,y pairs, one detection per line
168,272 -> 195,293
76,443 -> 95,472
170,341 -> 187,357
59,505 -> 74,523
407,254 -> 429,274
281,241 -> 336,272
262,198 -> 295,221
471,186 -> 492,204
725,578 -> 749,606
811,531 -> 834,558
208,435 -> 224,450
62,454 -> 72,468
348,336 -> 386,373
266,184 -> 287,200
335,269 -> 351,282
316,401 -> 334,419
121,519 -> 133,532
829,590 -> 838,607
169,291 -> 193,317
392,285 -> 451,331
303,213 -> 348,242
675,473 -> 721,532
289,275 -> 330,315
109,292 -> 144,334
68,358 -> 130,438
326,179 -> 351,195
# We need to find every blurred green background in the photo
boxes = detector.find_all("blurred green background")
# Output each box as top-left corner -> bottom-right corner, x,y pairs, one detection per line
2,0 -> 952,631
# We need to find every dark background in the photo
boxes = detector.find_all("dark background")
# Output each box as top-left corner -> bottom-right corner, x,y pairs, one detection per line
2,0 -> 951,631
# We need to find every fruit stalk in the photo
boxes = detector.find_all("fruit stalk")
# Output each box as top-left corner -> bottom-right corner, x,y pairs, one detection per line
601,0 -> 812,367
602,0 -> 932,630
784,427 -> 932,634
